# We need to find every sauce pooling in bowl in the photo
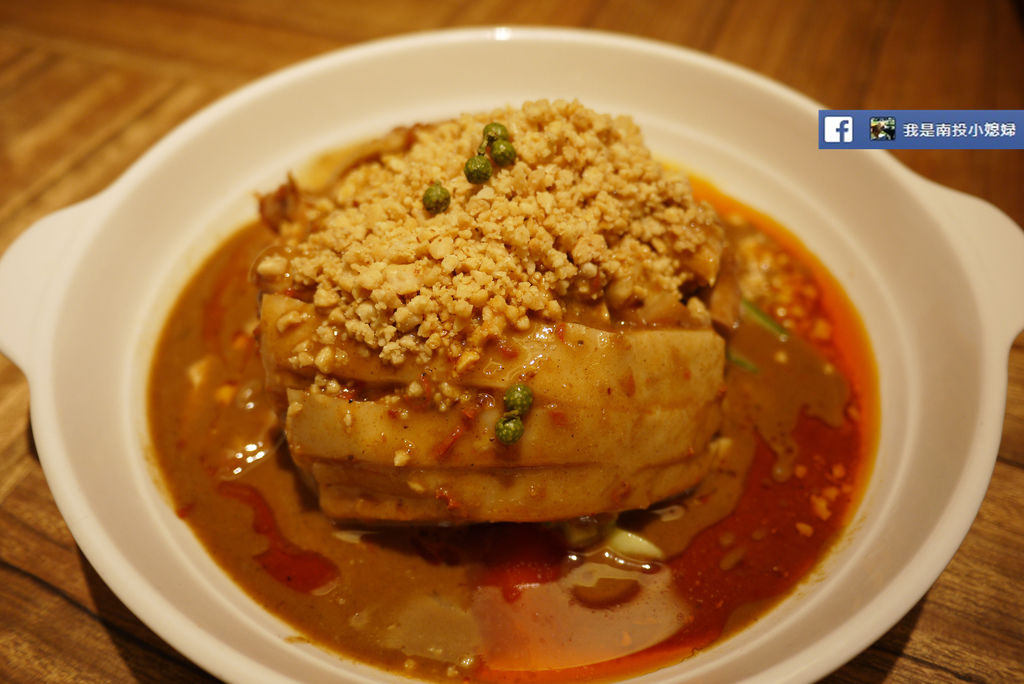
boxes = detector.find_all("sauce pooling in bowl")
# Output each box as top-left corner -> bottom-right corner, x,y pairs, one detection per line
148,175 -> 876,681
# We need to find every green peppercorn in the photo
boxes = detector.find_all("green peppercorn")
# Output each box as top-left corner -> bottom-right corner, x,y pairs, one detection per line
464,154 -> 492,184
422,182 -> 451,213
503,383 -> 533,415
482,122 -> 510,144
495,414 -> 525,445
490,138 -> 516,167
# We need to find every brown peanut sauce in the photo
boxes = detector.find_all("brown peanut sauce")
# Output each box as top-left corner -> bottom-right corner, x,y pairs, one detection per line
147,178 -> 877,682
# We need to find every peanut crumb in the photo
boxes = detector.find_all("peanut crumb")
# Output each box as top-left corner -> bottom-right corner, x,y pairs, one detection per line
256,99 -> 722,367
810,494 -> 832,520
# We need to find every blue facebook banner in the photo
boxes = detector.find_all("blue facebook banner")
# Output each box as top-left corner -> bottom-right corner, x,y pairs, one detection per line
818,110 -> 1023,149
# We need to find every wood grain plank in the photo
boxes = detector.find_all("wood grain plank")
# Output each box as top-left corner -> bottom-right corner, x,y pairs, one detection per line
0,360 -> 31,508
0,559 -> 207,684
864,0 -> 1018,108
0,0 -> 335,77
139,0 -> 465,42
0,466 -> 209,674
0,37 -> 26,66
830,460 -> 1024,682
1003,338 -> 1024,468
0,53 -> 177,231
442,0 -> 601,28
868,0 -> 1024,226
0,73 -> 221,247
710,0 -> 901,110
0,467 -> 77,557
588,0 -> 735,51
0,560 -> 129,684
0,45 -> 54,94
0,456 -> 32,509
912,465 -> 1024,682
0,24 -> 246,92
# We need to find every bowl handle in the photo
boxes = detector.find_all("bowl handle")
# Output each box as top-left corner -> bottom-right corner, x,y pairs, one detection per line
0,195 -> 108,373
915,177 -> 1024,348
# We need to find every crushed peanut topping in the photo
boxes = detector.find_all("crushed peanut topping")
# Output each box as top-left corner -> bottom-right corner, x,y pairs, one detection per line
256,99 -> 723,366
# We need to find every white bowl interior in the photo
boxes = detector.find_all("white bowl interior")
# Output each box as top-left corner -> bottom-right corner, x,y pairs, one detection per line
24,27 -> 1006,684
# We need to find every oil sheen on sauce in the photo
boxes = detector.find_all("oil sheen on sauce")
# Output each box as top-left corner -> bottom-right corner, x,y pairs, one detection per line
147,178 -> 877,683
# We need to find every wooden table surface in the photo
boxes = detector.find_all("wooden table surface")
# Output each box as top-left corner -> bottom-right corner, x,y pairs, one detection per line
1,1 -> 1022,682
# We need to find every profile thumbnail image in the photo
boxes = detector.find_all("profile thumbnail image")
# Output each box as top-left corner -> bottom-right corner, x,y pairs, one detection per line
870,116 -> 896,140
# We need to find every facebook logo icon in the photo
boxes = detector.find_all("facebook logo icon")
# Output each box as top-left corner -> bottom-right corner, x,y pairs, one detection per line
824,115 -> 854,143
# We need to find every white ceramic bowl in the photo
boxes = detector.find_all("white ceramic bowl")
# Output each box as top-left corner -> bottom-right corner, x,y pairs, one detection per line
1,27 -> 1022,684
